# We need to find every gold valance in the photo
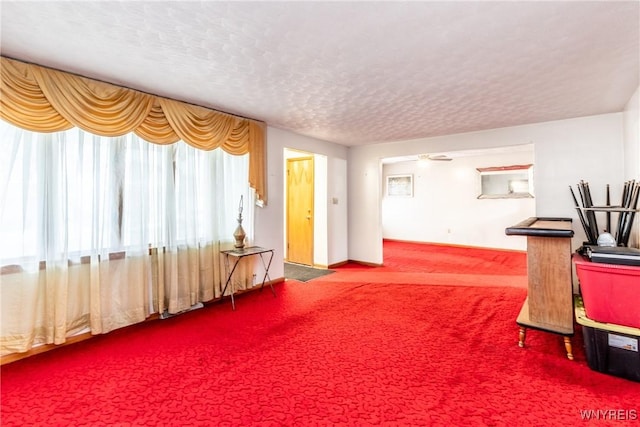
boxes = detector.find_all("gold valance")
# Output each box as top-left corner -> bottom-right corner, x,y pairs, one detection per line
0,56 -> 266,203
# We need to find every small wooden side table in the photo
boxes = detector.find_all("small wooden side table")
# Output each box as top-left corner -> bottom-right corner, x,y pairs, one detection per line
506,217 -> 575,360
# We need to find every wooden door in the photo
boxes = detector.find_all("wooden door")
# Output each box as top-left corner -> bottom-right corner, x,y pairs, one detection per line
286,157 -> 314,265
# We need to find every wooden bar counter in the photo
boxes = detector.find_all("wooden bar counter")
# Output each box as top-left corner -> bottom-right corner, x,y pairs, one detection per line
506,217 -> 575,360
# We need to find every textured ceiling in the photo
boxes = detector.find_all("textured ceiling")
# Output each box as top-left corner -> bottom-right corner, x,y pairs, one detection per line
1,1 -> 638,146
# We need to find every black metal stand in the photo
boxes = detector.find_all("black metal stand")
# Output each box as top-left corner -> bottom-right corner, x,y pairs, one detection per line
221,246 -> 275,310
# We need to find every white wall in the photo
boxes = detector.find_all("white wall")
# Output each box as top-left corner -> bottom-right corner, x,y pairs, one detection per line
252,110 -> 630,271
623,86 -> 640,247
327,157 -> 348,265
254,127 -> 348,280
534,114 -> 625,249
349,113 -> 626,264
382,149 -> 535,250
624,86 -> 640,181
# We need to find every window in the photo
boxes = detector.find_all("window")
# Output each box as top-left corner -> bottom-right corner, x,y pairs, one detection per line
477,164 -> 534,199
0,121 -> 252,265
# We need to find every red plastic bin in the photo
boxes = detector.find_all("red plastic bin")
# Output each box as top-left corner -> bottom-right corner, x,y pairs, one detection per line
573,253 -> 640,329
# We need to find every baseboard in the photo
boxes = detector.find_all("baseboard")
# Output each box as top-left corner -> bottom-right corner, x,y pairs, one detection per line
317,241 -> 525,271
328,261 -> 348,269
1,277 -> 286,366
328,260 -> 383,268
159,302 -> 204,320
346,259 -> 383,267
383,238 -> 526,254
0,331 -> 95,366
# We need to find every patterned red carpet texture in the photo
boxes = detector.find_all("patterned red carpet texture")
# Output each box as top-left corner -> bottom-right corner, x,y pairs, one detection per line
2,241 -> 639,426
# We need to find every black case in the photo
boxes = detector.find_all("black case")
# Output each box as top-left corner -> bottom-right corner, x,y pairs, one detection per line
588,246 -> 640,267
582,325 -> 640,382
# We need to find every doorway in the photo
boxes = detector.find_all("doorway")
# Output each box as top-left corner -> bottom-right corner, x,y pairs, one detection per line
286,156 -> 314,265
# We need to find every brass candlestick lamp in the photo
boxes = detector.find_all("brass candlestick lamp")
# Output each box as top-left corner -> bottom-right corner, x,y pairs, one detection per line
233,195 -> 246,249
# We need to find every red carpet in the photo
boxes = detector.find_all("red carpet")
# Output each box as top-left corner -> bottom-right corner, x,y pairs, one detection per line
2,242 -> 639,426
329,240 -> 528,288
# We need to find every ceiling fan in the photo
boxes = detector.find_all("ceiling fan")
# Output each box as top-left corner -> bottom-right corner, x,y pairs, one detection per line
417,154 -> 453,162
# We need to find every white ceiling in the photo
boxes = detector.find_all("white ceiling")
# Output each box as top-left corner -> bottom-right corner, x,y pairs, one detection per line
1,1 -> 638,146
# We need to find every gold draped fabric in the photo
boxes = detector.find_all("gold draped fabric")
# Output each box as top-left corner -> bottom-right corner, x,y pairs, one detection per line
0,120 -> 257,356
0,56 -> 267,203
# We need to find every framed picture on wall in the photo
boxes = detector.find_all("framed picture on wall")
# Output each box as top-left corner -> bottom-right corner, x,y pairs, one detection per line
386,174 -> 413,197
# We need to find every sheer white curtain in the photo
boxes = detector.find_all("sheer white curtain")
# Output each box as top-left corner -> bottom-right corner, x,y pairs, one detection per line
0,121 -> 254,355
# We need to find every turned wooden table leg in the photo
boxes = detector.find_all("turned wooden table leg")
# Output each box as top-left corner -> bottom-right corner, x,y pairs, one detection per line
564,336 -> 574,360
518,326 -> 527,348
